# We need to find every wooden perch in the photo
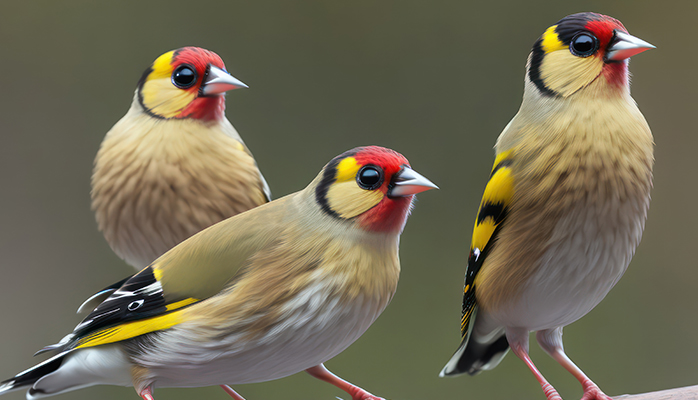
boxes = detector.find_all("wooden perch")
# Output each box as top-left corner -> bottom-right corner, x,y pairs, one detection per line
614,385 -> 698,400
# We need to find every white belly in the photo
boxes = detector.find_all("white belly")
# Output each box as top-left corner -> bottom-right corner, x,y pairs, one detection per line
135,280 -> 387,389
493,196 -> 647,331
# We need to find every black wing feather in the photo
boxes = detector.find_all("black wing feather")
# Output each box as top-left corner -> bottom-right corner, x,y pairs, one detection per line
72,266 -> 167,339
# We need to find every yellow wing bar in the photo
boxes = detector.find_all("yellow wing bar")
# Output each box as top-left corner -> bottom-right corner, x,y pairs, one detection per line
76,311 -> 183,349
76,297 -> 198,349
471,149 -> 514,252
460,149 -> 515,336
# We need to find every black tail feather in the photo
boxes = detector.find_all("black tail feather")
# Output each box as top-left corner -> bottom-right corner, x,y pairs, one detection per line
458,334 -> 510,375
441,331 -> 510,377
0,353 -> 66,394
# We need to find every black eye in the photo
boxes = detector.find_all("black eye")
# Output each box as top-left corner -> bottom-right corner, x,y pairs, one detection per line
570,33 -> 599,57
357,165 -> 383,190
172,65 -> 197,88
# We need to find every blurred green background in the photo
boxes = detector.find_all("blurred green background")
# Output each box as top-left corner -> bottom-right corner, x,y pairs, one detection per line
0,1 -> 694,399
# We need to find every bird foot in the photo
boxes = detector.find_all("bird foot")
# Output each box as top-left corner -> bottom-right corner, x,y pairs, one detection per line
579,379 -> 612,400
541,382 -> 562,400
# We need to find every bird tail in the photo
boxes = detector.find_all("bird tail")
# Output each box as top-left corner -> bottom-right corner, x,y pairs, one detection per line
0,346 -> 131,399
439,308 -> 510,377
0,352 -> 67,397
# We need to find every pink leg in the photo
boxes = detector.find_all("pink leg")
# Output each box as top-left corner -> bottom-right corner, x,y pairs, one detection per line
139,386 -> 155,400
306,364 -> 385,400
536,329 -> 611,400
507,328 -> 562,400
549,349 -> 611,400
510,345 -> 562,400
220,384 -> 247,400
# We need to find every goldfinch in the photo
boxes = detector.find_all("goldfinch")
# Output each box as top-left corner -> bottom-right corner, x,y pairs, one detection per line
92,46 -> 270,270
0,146 -> 437,400
440,12 -> 654,400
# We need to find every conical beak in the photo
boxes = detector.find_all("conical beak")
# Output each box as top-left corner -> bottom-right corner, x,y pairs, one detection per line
389,166 -> 438,197
606,30 -> 655,61
202,65 -> 248,95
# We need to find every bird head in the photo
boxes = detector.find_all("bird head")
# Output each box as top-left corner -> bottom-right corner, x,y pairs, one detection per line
314,146 -> 438,233
136,47 -> 247,121
527,12 -> 654,98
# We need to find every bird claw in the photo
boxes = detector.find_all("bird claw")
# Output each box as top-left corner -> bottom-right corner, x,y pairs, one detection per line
579,380 -> 612,400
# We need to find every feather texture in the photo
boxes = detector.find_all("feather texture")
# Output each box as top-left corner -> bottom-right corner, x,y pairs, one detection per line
442,16 -> 654,397
92,101 -> 269,269
460,150 -> 514,337
92,47 -> 270,270
4,146 -> 435,400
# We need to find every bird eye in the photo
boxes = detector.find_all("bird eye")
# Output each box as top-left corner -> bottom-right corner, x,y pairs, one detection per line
172,65 -> 197,88
357,165 -> 384,190
570,33 -> 599,57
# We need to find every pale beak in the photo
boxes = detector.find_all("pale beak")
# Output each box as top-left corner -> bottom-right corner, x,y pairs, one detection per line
389,166 -> 439,197
202,65 -> 248,95
606,30 -> 655,61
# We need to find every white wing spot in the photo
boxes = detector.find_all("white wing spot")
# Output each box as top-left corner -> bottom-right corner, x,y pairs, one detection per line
128,300 -> 145,311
